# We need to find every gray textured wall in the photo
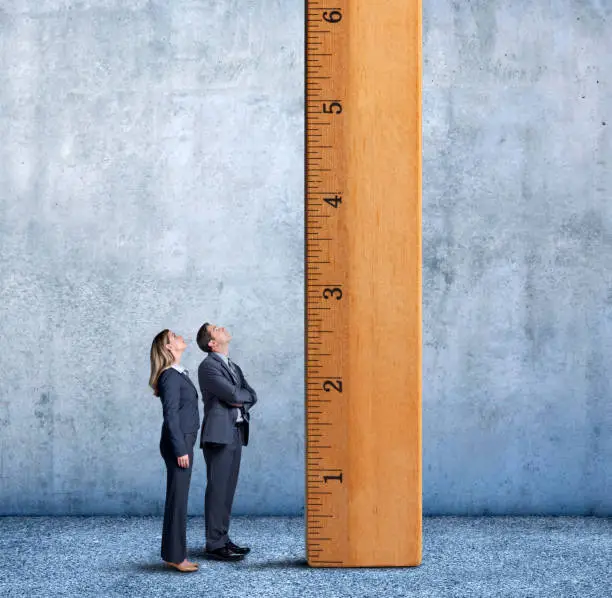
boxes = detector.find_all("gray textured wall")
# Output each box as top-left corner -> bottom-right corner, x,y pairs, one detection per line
0,0 -> 610,516
423,0 -> 612,514
0,0 -> 304,515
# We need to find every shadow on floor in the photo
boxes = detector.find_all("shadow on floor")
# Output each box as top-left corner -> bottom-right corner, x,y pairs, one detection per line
134,563 -> 182,574
245,558 -> 309,569
186,549 -> 309,569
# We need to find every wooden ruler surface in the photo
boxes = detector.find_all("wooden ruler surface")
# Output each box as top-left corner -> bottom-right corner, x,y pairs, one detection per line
305,0 -> 422,567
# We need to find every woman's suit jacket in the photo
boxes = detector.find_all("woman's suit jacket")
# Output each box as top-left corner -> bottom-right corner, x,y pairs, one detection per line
158,368 -> 200,458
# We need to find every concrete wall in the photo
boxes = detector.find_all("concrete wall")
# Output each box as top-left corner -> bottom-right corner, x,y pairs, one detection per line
0,0 -> 304,515
0,0 -> 610,515
423,0 -> 612,514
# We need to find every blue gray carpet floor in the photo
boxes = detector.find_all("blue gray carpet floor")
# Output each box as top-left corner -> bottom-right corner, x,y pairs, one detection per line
0,516 -> 610,597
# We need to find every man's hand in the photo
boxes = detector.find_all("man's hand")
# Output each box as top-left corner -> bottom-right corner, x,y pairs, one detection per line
177,454 -> 190,468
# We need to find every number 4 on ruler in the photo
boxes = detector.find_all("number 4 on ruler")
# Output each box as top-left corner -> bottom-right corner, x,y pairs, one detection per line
324,194 -> 342,208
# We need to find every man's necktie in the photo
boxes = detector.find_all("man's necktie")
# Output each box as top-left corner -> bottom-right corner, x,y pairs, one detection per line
227,359 -> 239,381
227,359 -> 244,422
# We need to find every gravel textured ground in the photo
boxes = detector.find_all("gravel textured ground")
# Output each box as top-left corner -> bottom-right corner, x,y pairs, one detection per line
0,516 -> 610,597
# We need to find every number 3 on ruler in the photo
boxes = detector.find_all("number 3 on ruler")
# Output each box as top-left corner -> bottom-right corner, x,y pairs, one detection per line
323,287 -> 342,300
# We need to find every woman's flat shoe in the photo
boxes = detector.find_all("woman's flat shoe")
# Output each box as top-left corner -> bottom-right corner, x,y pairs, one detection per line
165,561 -> 199,572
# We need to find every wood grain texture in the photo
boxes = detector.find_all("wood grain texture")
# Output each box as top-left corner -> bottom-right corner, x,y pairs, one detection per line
306,0 -> 422,567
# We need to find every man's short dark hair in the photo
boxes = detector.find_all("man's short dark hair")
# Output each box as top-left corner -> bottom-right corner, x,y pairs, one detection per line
196,322 -> 213,353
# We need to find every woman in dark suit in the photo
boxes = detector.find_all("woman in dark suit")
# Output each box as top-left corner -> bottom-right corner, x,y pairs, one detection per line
149,329 -> 200,572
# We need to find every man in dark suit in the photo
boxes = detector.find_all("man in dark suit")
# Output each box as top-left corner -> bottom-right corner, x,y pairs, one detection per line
196,322 -> 257,561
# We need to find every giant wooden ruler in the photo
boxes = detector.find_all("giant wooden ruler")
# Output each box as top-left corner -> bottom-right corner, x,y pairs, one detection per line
305,0 -> 422,567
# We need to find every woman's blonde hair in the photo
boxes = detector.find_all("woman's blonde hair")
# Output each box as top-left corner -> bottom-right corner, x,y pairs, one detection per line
149,329 -> 174,397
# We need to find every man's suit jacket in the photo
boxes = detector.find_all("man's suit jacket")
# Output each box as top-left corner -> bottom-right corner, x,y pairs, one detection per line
158,367 -> 200,457
198,352 -> 257,447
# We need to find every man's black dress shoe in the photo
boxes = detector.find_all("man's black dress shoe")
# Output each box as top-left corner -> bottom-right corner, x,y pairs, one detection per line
205,546 -> 244,562
227,540 -> 251,555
